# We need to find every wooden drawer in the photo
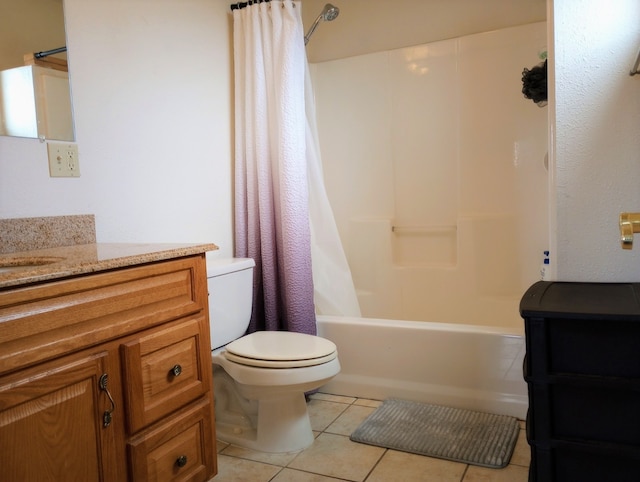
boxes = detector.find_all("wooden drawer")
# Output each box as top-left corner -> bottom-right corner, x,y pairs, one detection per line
127,398 -> 215,482
121,316 -> 211,433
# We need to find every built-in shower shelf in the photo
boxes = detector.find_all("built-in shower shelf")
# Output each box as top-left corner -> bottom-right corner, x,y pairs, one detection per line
391,224 -> 457,266
391,225 -> 457,234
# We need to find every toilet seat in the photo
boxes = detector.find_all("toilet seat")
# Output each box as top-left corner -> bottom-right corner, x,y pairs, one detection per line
224,331 -> 337,368
224,351 -> 337,368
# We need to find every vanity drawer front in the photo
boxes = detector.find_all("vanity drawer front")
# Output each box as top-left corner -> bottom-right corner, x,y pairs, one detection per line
122,316 -> 212,433
128,398 -> 216,482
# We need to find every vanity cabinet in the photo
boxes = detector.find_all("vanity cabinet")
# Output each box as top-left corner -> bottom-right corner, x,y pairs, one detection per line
0,255 -> 216,482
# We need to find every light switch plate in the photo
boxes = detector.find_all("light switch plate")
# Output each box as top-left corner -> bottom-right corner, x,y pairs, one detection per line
47,142 -> 80,177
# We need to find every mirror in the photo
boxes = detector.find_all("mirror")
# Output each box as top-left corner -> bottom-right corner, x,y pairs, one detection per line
0,0 -> 75,141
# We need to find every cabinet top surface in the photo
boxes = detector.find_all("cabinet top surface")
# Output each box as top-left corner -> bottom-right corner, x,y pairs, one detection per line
0,242 -> 218,289
520,281 -> 640,319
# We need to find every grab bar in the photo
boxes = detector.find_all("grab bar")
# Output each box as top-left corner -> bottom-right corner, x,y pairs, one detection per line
391,225 -> 456,234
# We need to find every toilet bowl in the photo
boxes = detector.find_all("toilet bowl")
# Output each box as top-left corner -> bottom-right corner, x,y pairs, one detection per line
206,256 -> 340,453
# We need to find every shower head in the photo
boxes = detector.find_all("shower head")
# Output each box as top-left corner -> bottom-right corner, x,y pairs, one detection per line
304,3 -> 340,45
322,3 -> 340,22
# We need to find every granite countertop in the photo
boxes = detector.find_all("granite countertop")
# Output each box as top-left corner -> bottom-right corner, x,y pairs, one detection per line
0,242 -> 218,289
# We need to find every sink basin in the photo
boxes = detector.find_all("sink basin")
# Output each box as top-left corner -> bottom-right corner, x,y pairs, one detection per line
0,256 -> 64,273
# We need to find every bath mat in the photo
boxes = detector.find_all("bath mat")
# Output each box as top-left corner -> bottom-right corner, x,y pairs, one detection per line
350,399 -> 519,468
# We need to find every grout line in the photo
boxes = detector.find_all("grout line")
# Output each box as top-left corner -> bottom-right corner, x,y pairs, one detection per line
267,466 -> 285,482
362,447 -> 388,481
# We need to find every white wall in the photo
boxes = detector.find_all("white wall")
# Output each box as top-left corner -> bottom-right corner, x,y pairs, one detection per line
0,0 -> 234,257
552,0 -> 640,281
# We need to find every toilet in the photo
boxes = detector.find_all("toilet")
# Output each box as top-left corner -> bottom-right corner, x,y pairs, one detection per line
206,255 -> 340,453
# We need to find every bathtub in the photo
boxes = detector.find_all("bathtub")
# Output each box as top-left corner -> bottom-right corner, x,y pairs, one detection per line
316,315 -> 528,420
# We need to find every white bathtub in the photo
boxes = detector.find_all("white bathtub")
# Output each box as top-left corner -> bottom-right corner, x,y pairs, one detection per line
316,315 -> 528,420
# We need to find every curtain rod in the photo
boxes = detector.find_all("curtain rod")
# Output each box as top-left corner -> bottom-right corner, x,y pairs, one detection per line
34,46 -> 67,59
230,0 -> 296,11
230,0 -> 270,11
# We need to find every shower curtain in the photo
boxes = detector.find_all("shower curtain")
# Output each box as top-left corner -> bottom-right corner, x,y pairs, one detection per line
232,0 -> 360,335
305,62 -> 361,318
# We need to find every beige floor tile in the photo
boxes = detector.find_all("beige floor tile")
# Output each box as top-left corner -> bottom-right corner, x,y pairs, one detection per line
216,440 -> 230,453
214,454 -> 282,482
353,398 -> 383,408
220,443 -> 299,466
366,450 -> 467,482
508,429 -> 531,467
211,393 -> 529,482
463,464 -> 529,482
289,433 -> 385,481
272,468 -> 349,481
307,399 -> 350,431
325,404 -> 376,436
310,392 -> 357,404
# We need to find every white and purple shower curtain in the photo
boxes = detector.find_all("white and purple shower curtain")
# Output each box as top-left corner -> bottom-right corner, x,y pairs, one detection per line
232,0 -> 360,335
232,0 -> 316,334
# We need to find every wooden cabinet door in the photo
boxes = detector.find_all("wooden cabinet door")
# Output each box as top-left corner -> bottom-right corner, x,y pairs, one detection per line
0,351 -> 121,482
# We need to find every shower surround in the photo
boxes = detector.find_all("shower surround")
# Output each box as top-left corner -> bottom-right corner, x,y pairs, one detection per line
310,23 -> 547,418
311,22 -> 548,330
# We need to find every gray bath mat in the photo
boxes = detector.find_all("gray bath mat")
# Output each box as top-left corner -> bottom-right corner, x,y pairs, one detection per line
350,399 -> 519,468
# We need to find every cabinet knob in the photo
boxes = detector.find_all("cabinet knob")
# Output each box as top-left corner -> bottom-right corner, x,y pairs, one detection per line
176,455 -> 188,468
170,364 -> 182,377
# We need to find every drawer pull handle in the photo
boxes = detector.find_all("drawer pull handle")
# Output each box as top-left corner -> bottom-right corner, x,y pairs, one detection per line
176,455 -> 188,468
170,364 -> 182,377
99,373 -> 116,428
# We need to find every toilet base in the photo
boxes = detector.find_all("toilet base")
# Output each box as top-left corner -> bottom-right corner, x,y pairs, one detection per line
213,364 -> 319,453
216,389 -> 315,453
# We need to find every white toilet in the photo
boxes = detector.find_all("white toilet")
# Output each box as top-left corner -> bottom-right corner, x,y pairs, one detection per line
206,256 -> 340,453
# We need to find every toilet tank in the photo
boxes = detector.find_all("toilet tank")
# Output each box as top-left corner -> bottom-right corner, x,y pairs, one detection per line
206,255 -> 255,350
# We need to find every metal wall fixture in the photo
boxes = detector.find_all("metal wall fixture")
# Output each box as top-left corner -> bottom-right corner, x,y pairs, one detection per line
304,3 -> 339,45
619,212 -> 640,249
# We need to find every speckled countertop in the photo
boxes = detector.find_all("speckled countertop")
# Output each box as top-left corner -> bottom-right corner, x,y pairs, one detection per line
0,243 -> 219,289
0,214 -> 97,254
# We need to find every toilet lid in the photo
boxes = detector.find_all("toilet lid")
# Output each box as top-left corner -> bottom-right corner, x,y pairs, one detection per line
224,331 -> 337,368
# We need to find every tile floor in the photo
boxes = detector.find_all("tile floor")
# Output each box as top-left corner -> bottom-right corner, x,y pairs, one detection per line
211,393 -> 530,482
